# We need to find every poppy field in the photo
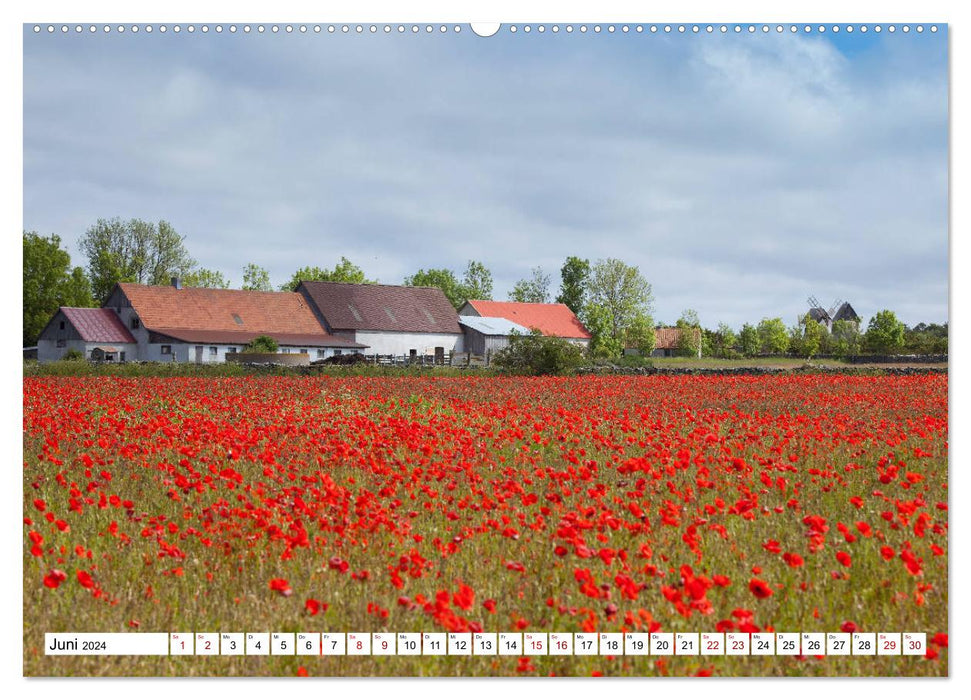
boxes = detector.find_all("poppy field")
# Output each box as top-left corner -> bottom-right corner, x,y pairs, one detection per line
23,374 -> 948,676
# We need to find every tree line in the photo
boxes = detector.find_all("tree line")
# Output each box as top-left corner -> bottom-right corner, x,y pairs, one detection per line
23,218 -> 947,357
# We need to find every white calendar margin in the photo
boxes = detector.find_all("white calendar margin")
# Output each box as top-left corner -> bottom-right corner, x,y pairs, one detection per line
6,0 -> 965,699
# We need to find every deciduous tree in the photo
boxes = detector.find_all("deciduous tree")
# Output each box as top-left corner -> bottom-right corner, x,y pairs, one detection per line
23,231 -> 94,346
510,267 -> 552,304
183,268 -> 231,289
241,263 -> 273,291
556,256 -> 590,315
282,257 -> 375,291
79,218 -> 196,302
865,310 -> 905,354
587,258 -> 653,344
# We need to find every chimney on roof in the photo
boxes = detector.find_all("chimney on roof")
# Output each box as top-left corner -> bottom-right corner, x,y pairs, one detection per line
171,277 -> 182,290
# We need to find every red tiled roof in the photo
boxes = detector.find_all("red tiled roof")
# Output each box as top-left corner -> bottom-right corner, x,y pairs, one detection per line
148,328 -> 366,348
61,307 -> 136,343
117,283 -> 340,342
297,281 -> 462,334
463,301 -> 591,339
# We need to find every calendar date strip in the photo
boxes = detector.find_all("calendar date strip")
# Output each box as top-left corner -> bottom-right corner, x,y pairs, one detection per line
45,631 -> 928,657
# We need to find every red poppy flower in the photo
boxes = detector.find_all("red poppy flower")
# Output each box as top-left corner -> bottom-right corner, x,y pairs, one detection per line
748,579 -> 773,599
269,578 -> 292,596
836,551 -> 852,567
76,570 -> 94,589
43,569 -> 67,589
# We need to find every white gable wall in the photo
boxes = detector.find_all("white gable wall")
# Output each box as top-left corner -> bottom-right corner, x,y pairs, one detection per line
351,331 -> 463,357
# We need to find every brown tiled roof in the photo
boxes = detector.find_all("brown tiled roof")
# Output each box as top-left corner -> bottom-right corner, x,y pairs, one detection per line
463,300 -> 591,339
61,307 -> 136,343
148,328 -> 366,348
297,281 -> 462,334
117,283 -> 340,342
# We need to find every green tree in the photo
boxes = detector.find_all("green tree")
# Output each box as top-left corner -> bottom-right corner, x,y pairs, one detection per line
404,268 -> 465,308
865,310 -> 905,354
625,312 -> 656,356
241,263 -> 273,291
587,258 -> 653,345
23,231 -> 95,345
243,335 -> 279,353
713,322 -> 738,358
492,330 -> 585,376
831,319 -> 862,358
581,302 -> 624,359
79,218 -> 196,302
556,256 -> 590,315
461,260 -> 494,302
183,268 -> 231,289
510,267 -> 552,304
757,318 -> 789,355
738,323 -> 759,357
799,318 -> 824,358
903,322 -> 948,355
282,257 -> 374,291
675,309 -> 701,358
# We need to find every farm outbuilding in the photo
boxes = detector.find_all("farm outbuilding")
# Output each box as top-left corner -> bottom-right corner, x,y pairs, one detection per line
36,307 -> 138,363
650,327 -> 702,358
458,300 -> 592,347
458,315 -> 531,359
297,281 -> 464,358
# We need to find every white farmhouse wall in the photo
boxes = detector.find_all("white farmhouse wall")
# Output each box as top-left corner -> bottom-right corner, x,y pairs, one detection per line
37,339 -> 87,363
37,340 -> 139,363
353,331 -> 463,356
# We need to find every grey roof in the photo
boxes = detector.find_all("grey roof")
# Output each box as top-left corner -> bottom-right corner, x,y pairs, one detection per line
832,302 -> 861,323
297,281 -> 462,334
458,316 -> 531,336
807,307 -> 831,323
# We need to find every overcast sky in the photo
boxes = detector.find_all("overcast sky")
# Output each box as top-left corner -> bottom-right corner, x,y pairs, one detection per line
23,25 -> 948,328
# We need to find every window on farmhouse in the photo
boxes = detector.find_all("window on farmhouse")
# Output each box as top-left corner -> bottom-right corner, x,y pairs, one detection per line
59,321 -> 65,330
56,339 -> 66,348
317,349 -> 325,358
299,348 -> 308,354
131,317 -> 140,330
160,345 -> 172,355
209,347 -> 218,356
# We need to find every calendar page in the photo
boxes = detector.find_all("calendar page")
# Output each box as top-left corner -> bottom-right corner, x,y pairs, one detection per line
21,10 -> 949,681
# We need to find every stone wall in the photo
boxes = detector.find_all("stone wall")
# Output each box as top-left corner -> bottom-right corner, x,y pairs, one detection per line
225,352 -> 310,367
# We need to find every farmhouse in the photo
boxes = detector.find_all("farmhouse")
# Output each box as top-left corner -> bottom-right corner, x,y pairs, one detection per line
36,307 -> 138,363
37,279 -> 365,363
297,281 -> 464,358
458,300 -> 591,347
